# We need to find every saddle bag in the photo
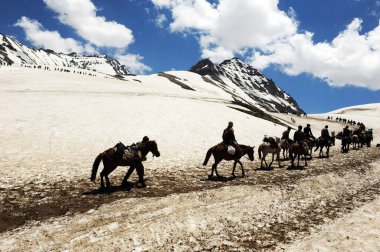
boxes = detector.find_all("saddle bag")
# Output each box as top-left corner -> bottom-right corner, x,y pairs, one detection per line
227,145 -> 236,155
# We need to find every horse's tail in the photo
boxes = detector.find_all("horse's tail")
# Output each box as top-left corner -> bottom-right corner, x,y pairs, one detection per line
91,153 -> 103,181
258,145 -> 262,159
203,147 -> 214,166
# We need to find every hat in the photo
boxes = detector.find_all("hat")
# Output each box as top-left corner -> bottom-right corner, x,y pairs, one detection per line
307,124 -> 310,126
325,125 -> 328,128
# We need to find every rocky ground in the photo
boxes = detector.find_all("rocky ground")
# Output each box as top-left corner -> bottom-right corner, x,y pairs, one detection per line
0,146 -> 379,251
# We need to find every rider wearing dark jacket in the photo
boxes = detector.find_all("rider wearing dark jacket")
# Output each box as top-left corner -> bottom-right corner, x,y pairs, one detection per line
293,125 -> 305,142
281,127 -> 291,142
321,125 -> 331,145
303,124 -> 315,139
342,126 -> 351,138
223,121 -> 240,156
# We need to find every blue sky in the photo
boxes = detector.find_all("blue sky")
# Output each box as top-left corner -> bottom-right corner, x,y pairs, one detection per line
1,0 -> 380,113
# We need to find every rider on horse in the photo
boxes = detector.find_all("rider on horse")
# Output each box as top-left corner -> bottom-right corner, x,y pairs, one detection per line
303,124 -> 315,140
321,125 -> 332,145
293,125 -> 308,151
223,121 -> 241,156
343,125 -> 351,138
281,127 -> 292,144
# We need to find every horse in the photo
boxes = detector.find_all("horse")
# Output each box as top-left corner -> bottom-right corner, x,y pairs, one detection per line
314,137 -> 332,157
91,140 -> 160,189
203,144 -> 255,178
258,142 -> 282,169
305,137 -> 316,158
352,134 -> 361,149
336,131 -> 351,153
289,142 -> 308,168
278,139 -> 290,159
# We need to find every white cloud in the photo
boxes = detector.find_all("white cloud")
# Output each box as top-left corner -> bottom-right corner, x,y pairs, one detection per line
43,0 -> 134,48
115,53 -> 152,75
155,13 -> 168,28
14,16 -> 92,54
152,0 -> 380,90
251,18 -> 380,90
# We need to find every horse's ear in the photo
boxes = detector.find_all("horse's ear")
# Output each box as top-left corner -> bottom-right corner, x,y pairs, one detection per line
252,146 -> 255,149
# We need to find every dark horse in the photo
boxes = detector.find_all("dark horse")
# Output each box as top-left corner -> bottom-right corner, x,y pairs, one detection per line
91,140 -> 160,189
203,144 -> 255,178
314,137 -> 332,157
289,142 -> 308,168
336,131 -> 351,153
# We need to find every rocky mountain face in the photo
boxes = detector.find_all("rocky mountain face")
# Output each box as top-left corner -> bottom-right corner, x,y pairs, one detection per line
0,33 -> 130,76
190,58 -> 304,114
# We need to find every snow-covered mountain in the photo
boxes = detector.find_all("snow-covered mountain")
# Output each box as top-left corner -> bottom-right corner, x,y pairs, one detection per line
0,33 -> 130,76
0,32 -> 304,115
190,58 -> 304,114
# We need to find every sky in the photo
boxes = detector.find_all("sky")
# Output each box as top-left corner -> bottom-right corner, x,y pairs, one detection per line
0,0 -> 379,113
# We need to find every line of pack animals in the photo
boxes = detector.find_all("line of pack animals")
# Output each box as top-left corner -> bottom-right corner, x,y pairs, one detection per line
90,122 -> 374,190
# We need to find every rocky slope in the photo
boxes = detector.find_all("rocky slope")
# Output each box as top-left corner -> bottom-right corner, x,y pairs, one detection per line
190,58 -> 304,114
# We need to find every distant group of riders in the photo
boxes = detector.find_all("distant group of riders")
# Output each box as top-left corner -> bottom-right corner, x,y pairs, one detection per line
327,116 -> 364,126
90,120 -> 374,190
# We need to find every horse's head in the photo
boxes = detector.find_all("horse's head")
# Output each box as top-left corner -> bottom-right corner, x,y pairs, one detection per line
146,140 -> 160,157
247,146 -> 255,161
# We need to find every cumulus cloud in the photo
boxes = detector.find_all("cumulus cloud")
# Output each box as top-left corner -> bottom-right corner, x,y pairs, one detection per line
14,16 -> 93,54
43,0 -> 134,48
251,18 -> 380,90
152,0 -> 380,90
115,53 -> 152,75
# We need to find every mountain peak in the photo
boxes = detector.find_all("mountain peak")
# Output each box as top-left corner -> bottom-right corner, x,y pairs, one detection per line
190,57 -> 304,114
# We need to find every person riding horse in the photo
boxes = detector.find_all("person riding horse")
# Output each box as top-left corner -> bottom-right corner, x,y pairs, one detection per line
281,127 -> 292,144
293,125 -> 308,151
303,124 -> 315,140
223,121 -> 241,156
321,125 -> 332,146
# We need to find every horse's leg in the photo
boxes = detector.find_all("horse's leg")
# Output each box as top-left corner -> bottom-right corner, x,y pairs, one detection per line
232,161 -> 237,177
326,146 -> 330,157
237,160 -> 245,177
135,163 -> 145,187
122,165 -> 136,186
215,160 -> 222,178
269,153 -> 274,168
277,152 -> 282,168
304,154 -> 308,166
297,154 -> 300,167
263,153 -> 268,168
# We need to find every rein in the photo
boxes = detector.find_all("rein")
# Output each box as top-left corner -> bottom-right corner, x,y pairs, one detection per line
143,154 -> 155,163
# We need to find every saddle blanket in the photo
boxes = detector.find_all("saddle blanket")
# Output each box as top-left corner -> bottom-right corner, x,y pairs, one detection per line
114,146 -> 142,161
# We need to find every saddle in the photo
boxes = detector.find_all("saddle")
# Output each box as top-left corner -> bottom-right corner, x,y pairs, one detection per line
114,142 -> 142,161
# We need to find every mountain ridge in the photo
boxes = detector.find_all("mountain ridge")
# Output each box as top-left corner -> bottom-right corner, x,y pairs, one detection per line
0,33 -> 130,76
190,57 -> 304,114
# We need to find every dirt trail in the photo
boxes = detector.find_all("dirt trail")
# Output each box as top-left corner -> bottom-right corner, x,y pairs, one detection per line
1,147 -> 379,239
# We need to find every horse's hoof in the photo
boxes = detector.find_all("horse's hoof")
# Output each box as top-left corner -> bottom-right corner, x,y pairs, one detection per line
136,182 -> 146,188
208,175 -> 213,179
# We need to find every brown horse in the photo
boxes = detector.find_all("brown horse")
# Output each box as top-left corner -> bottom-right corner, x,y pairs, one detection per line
289,142 -> 308,168
258,142 -> 282,169
203,144 -> 255,178
278,139 -> 290,159
91,140 -> 160,189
